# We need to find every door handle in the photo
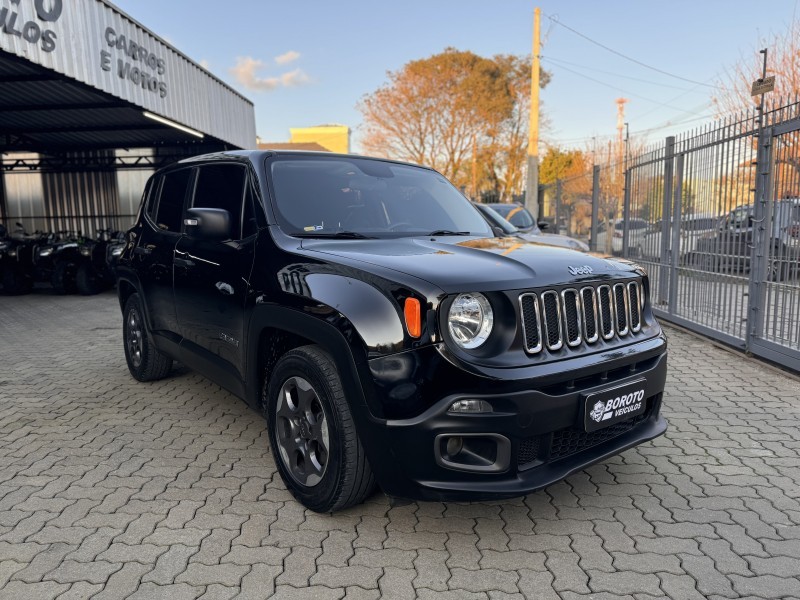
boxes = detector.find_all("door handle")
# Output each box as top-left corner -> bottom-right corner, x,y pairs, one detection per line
134,246 -> 152,256
215,281 -> 234,295
174,257 -> 195,268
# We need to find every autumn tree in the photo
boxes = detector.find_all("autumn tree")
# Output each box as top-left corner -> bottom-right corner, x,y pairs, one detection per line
712,18 -> 800,116
478,55 -> 551,201
358,49 -> 548,193
538,147 -> 592,235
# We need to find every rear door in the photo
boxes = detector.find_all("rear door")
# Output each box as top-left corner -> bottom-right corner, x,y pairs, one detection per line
134,167 -> 193,337
173,162 -> 258,380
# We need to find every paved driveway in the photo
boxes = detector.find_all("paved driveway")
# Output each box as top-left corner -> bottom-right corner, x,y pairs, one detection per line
1,291 -> 799,600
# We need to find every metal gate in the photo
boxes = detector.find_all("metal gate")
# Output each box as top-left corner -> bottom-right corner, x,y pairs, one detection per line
622,102 -> 800,372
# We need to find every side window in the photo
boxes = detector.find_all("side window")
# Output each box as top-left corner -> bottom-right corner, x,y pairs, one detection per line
193,164 -> 246,239
155,169 -> 192,232
143,177 -> 158,220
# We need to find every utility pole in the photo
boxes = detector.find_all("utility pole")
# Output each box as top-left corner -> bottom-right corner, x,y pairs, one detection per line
525,7 -> 541,217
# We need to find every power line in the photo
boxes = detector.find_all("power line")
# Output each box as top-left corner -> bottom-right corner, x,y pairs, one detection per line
545,112 -> 717,146
543,55 -> 704,92
544,13 -> 730,91
542,58 -> 713,115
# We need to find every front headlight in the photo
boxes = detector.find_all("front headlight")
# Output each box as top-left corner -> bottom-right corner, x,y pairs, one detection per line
110,245 -> 124,257
448,293 -> 494,349
38,247 -> 53,257
80,247 -> 91,256
8,248 -> 17,257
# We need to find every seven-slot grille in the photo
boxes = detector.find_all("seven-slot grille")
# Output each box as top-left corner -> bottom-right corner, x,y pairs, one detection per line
519,280 -> 643,354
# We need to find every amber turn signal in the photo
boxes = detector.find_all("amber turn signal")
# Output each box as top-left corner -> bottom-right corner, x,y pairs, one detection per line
404,297 -> 422,338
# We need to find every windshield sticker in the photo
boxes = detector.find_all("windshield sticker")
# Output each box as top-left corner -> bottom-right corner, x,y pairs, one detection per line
303,224 -> 324,232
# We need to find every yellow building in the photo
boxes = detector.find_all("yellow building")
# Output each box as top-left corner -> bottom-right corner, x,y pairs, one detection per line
289,124 -> 350,154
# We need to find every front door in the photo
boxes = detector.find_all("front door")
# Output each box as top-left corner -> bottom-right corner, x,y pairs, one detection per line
173,162 -> 258,380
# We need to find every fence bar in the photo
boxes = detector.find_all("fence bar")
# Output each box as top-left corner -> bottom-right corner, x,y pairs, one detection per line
622,169 -> 631,257
590,165 -> 599,252
554,179 -> 562,234
748,126 -> 775,347
667,153 -> 684,314
658,136 -> 675,305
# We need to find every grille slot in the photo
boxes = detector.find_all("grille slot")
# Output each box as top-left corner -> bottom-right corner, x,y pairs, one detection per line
597,285 -> 614,339
516,395 -> 659,467
613,283 -> 629,336
541,291 -> 563,351
519,293 -> 542,354
580,287 -> 599,343
519,279 -> 645,355
517,437 -> 540,468
628,282 -> 642,332
561,289 -> 582,347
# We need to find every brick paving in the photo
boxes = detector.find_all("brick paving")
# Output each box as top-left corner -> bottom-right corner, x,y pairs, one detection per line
0,290 -> 799,599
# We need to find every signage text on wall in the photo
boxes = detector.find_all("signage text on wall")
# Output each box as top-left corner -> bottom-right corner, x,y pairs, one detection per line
101,27 -> 168,98
0,0 -> 62,52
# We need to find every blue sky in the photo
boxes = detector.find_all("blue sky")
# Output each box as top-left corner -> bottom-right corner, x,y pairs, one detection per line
114,0 -> 797,151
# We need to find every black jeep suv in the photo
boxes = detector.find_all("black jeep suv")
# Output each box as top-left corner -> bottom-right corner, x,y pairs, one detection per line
117,151 -> 668,512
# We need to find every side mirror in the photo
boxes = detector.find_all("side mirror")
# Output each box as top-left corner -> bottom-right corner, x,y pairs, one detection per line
538,221 -> 550,231
184,208 -> 231,240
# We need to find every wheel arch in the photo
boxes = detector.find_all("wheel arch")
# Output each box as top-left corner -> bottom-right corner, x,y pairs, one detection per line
246,306 -> 380,420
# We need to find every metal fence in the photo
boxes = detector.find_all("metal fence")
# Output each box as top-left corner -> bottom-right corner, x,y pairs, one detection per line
575,99 -> 800,371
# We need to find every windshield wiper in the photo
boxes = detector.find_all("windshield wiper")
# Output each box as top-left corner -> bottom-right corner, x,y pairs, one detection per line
293,231 -> 376,239
428,230 -> 471,236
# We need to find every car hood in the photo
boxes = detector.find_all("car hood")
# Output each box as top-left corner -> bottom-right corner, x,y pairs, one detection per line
301,235 -> 639,293
518,232 -> 587,250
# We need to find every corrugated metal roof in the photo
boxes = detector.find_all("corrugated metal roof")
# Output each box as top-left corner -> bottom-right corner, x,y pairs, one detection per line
0,0 -> 255,149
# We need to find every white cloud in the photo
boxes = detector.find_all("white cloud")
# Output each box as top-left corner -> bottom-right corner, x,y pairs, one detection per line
199,59 -> 211,70
230,56 -> 311,92
275,50 -> 300,65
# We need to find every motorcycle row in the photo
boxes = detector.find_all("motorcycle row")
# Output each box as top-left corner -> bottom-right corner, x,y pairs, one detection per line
0,223 -> 125,296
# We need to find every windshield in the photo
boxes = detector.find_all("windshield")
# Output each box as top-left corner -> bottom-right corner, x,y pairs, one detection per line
269,157 -> 493,238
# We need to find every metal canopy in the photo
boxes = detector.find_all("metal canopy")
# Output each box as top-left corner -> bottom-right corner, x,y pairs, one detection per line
0,50 -> 230,153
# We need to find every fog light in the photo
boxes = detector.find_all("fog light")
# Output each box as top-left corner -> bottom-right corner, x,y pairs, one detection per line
449,399 -> 493,413
446,436 -> 463,457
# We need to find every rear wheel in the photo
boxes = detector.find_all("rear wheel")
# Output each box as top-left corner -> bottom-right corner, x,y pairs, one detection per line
767,256 -> 788,282
76,262 -> 103,295
51,259 -> 78,294
123,293 -> 173,381
264,345 -> 375,512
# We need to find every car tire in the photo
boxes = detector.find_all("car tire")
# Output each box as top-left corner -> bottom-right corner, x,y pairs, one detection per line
76,262 -> 103,295
265,345 -> 375,512
123,293 -> 173,381
767,257 -> 787,282
1,265 -> 33,295
51,259 -> 78,294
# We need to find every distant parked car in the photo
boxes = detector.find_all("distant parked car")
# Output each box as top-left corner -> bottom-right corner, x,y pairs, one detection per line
483,203 -> 589,252
636,214 -> 718,262
693,200 -> 800,281
593,218 -> 649,255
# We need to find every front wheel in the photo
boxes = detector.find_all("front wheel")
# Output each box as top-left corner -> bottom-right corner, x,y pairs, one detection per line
265,345 -> 375,512
2,265 -> 33,295
123,293 -> 173,381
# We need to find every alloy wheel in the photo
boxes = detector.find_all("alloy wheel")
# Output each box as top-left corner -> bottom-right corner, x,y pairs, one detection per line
126,307 -> 144,368
275,376 -> 330,487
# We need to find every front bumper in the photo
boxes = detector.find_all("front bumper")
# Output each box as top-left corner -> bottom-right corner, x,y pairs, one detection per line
360,337 -> 668,502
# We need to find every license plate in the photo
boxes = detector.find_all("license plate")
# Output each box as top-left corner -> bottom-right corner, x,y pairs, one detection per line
583,379 -> 647,432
